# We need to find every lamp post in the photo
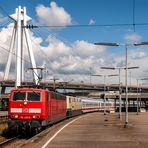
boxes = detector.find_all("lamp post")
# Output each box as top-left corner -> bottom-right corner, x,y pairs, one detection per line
129,71 -> 132,87
101,66 -> 139,120
92,74 -> 118,115
80,80 -> 85,97
89,67 -> 92,85
94,41 -> 148,128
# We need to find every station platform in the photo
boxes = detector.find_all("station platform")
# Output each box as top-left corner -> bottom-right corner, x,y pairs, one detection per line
38,112 -> 148,148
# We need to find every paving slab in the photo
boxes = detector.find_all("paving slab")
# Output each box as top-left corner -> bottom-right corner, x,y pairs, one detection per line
33,112 -> 148,148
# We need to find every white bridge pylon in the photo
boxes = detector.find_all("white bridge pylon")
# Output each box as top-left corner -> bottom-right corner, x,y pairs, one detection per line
3,6 -> 39,87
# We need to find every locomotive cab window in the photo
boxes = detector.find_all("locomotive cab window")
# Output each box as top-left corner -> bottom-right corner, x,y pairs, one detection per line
27,92 -> 40,101
13,92 -> 26,101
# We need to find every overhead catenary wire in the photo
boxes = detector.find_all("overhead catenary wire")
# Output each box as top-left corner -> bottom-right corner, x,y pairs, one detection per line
32,23 -> 148,28
0,5 -> 9,17
0,44 -> 31,64
0,0 -> 147,30
0,43 -> 41,80
2,22 -> 148,29
0,19 -> 13,29
0,5 -> 13,27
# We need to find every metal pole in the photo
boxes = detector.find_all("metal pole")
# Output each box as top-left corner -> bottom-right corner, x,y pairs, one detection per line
104,76 -> 106,115
53,79 -> 56,90
124,45 -> 128,128
23,7 -> 38,85
137,79 -> 139,115
90,67 -> 92,85
139,88 -> 141,112
130,72 -> 131,87
119,69 -> 122,120
16,6 -> 22,87
4,27 -> 16,80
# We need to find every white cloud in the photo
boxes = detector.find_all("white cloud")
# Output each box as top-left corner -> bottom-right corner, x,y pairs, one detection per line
131,51 -> 146,59
89,19 -> 95,25
30,36 -> 106,76
0,23 -> 147,85
124,33 -> 142,43
35,2 -> 72,26
73,40 -> 105,58
0,16 -> 147,85
0,13 -> 9,24
0,23 -> 15,65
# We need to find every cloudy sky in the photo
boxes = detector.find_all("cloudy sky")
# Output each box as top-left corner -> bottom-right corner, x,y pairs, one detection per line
0,0 -> 148,86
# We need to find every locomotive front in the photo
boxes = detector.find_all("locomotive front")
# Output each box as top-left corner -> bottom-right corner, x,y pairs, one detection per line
8,88 -> 44,134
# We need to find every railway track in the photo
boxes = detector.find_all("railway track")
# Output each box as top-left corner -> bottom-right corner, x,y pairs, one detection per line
0,135 -> 20,147
0,114 -> 85,147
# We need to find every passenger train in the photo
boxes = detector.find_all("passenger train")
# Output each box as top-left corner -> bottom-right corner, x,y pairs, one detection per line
8,87 -> 114,134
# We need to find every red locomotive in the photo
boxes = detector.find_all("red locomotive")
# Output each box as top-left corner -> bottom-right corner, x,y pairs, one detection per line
8,87 -> 115,135
8,87 -> 67,134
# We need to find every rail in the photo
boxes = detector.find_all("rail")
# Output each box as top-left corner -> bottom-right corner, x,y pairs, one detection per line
0,135 -> 20,147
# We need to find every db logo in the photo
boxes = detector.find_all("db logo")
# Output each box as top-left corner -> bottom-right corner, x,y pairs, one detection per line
23,108 -> 29,113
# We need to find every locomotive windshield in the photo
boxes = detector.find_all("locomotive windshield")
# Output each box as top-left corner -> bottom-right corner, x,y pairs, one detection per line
27,92 -> 40,101
12,91 -> 41,101
13,92 -> 26,101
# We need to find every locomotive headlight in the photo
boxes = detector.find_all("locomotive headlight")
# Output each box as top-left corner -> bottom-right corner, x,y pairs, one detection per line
24,101 -> 27,105
14,115 -> 18,118
32,115 -> 40,119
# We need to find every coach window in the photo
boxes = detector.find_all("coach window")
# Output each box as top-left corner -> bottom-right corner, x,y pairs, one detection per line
27,92 -> 40,101
13,92 -> 26,101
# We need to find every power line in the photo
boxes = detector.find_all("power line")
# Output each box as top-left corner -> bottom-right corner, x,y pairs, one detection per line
1,23 -> 148,29
0,44 -> 31,64
35,24 -> 136,28
0,5 -> 9,17
32,23 -> 148,28
0,43 -> 41,80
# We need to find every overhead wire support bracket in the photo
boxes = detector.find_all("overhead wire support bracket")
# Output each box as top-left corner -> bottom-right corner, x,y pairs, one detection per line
24,25 -> 38,29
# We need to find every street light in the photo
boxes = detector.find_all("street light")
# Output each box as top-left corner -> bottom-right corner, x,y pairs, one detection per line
94,41 -> 148,128
101,66 -> 139,120
92,74 -> 118,115
136,78 -> 148,115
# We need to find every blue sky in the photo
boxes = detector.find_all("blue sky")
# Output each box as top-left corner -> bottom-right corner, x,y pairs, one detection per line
1,0 -> 148,43
0,0 -> 148,85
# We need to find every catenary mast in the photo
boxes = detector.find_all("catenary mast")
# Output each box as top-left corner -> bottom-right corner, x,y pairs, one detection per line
4,6 -> 39,87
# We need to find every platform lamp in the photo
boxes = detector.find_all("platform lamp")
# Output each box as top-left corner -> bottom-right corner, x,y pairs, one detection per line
101,66 -> 139,120
136,78 -> 148,115
92,74 -> 118,115
94,41 -> 148,128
